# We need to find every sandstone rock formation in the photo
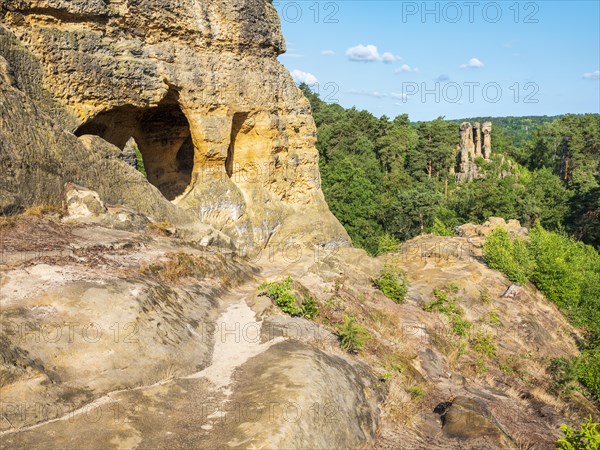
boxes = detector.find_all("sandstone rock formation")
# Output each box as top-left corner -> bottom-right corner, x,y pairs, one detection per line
120,138 -> 139,170
455,121 -> 492,181
0,0 -> 348,249
1,211 -> 597,449
482,121 -> 493,159
455,216 -> 528,247
473,122 -> 482,157
0,217 -> 378,449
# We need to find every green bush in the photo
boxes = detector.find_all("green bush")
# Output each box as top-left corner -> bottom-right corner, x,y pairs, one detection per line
528,224 -> 586,309
424,287 -> 472,337
373,266 -> 409,304
576,348 -> 600,402
549,350 -> 600,402
301,296 -> 320,320
337,316 -> 371,353
471,331 -> 496,357
450,315 -> 472,337
483,228 -> 534,284
488,309 -> 502,326
377,233 -> 401,255
133,144 -> 147,177
258,276 -> 317,318
556,416 -> 600,450
430,217 -> 455,236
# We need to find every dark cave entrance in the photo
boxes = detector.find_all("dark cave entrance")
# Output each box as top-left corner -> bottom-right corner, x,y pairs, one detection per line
225,112 -> 250,179
75,89 -> 194,201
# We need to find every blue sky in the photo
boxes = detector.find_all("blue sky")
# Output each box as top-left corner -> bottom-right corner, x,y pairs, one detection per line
274,1 -> 600,121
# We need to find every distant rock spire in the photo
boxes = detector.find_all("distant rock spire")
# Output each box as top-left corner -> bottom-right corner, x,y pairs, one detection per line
455,121 -> 492,181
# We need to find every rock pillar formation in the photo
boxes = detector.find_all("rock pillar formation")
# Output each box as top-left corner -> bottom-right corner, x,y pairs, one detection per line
473,122 -> 482,157
0,0 -> 349,248
456,121 -> 492,181
457,122 -> 473,176
482,122 -> 493,159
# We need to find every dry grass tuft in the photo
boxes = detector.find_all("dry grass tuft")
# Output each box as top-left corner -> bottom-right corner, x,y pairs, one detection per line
146,222 -> 175,237
0,215 -> 17,228
530,386 -> 565,410
23,204 -> 61,218
140,252 -> 207,282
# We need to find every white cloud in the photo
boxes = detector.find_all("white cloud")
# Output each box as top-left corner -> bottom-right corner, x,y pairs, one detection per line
321,50 -> 335,56
381,52 -> 401,63
459,57 -> 484,69
436,74 -> 450,81
346,44 -> 401,63
395,64 -> 419,73
290,69 -> 318,85
583,70 -> 600,79
346,44 -> 380,62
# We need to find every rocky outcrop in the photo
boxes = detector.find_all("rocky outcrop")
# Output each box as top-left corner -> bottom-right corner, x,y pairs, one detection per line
455,216 -> 528,246
0,0 -> 348,249
0,217 -> 378,448
473,122 -> 482,157
455,121 -> 492,181
482,121 -> 493,159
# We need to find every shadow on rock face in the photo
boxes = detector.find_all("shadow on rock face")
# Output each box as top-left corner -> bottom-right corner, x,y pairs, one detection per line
434,396 -> 514,448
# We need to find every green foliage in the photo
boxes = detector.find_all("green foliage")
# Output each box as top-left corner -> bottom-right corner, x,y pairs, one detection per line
481,224 -> 600,401
299,87 -> 600,401
549,350 -> 600,403
488,309 -> 502,326
377,233 -> 401,255
474,357 -> 489,373
373,266 -> 409,303
523,114 -> 600,247
481,291 -> 492,304
320,155 -> 381,254
407,385 -> 426,400
301,296 -> 320,320
424,287 -> 472,337
471,331 -> 496,357
302,87 -> 599,251
577,349 -> 600,402
133,144 -> 147,177
258,277 -> 319,318
337,316 -> 371,353
450,315 -> 472,337
429,217 -> 455,236
556,416 -> 600,450
528,225 -> 586,309
483,228 -> 533,284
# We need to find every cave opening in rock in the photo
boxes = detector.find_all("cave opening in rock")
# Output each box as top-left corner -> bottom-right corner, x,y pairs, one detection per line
75,89 -> 194,201
226,112 -> 250,179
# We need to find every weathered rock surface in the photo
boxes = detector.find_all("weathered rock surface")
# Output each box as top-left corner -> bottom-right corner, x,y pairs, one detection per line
287,231 -> 596,449
0,217 -> 378,449
456,121 -> 492,181
437,396 -> 512,447
456,216 -> 528,247
0,0 -> 348,249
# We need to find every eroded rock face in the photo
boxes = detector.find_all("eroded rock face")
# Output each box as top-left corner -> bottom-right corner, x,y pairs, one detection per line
456,121 -> 492,181
0,0 -> 348,249
0,219 -> 378,449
